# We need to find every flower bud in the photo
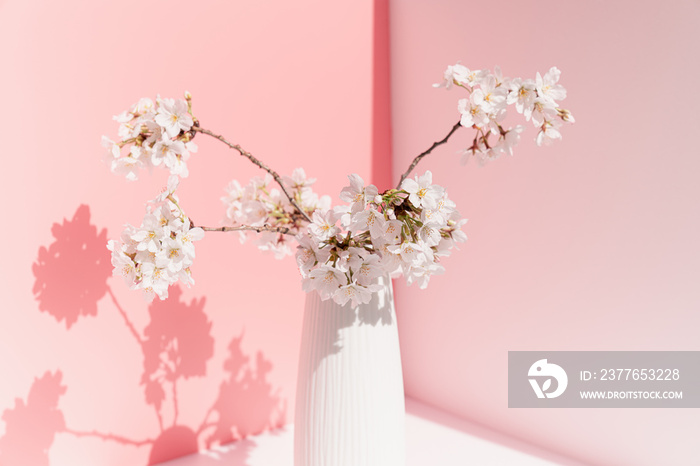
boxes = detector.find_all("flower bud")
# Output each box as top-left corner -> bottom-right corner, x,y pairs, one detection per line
557,108 -> 575,123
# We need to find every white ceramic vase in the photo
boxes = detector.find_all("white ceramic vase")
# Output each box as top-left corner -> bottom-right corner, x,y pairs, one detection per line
294,275 -> 406,466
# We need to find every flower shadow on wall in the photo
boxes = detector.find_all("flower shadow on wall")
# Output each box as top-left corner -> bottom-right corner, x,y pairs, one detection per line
0,371 -> 66,466
0,205 -> 286,465
32,204 -> 111,328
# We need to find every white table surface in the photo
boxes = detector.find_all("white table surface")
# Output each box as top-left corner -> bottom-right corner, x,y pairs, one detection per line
155,398 -> 588,466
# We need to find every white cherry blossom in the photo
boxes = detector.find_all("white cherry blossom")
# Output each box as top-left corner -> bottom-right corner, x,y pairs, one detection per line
496,125 -> 525,157
536,118 -> 563,146
458,97 -> 489,128
296,235 -> 329,276
339,174 -> 378,213
155,98 -> 193,138
110,146 -> 143,181
158,238 -> 186,273
433,63 -> 470,89
309,210 -> 338,241
418,223 -> 442,247
472,75 -> 507,113
101,136 -> 121,160
536,67 -> 567,105
405,261 -> 445,290
134,97 -> 155,115
283,167 -> 316,190
382,219 -> 404,244
306,265 -> 347,300
333,283 -> 380,307
107,242 -> 137,284
353,255 -> 383,286
401,171 -> 445,210
336,247 -> 368,272
526,97 -> 557,127
154,175 -> 180,203
349,208 -> 385,239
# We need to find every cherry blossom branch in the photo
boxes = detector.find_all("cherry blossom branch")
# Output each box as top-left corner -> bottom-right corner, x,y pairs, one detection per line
197,225 -> 295,236
192,127 -> 312,223
397,119 -> 462,188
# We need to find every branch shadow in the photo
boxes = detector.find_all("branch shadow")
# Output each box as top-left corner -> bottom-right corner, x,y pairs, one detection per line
155,439 -> 257,465
3,204 -> 287,465
142,286 -> 215,464
141,286 -> 215,433
197,334 -> 287,449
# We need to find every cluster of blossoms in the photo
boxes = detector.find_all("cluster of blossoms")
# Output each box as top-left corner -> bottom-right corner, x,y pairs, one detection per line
295,172 -> 466,307
434,65 -> 574,165
102,93 -> 198,180
104,63 -> 573,306
221,168 -> 331,259
107,176 -> 204,300
218,168 -> 467,308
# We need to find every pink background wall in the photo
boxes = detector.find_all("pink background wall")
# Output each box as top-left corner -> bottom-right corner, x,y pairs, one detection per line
0,1 -> 375,464
3,0 -> 700,465
390,1 -> 700,465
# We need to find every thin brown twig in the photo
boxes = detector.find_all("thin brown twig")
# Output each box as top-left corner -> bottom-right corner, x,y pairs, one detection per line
197,224 -> 295,236
397,119 -> 463,188
193,127 -> 312,223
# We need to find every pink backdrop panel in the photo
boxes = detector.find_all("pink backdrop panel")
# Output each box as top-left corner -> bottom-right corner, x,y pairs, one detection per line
0,1 -> 374,464
390,1 -> 700,465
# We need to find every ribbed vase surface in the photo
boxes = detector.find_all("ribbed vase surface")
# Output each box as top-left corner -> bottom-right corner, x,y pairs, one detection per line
294,276 -> 406,466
